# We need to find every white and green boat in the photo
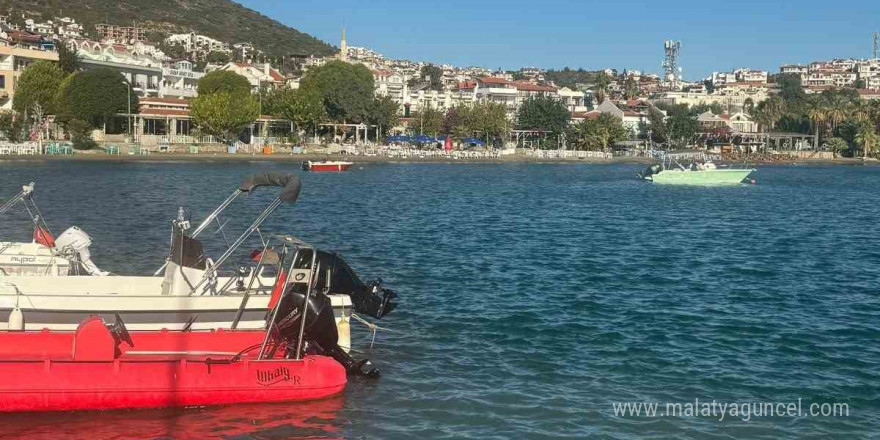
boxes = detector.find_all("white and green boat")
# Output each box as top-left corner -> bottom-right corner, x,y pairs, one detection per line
639,156 -> 755,186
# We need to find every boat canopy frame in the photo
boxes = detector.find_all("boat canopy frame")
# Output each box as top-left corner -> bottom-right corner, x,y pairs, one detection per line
1,182 -> 53,241
153,172 -> 303,296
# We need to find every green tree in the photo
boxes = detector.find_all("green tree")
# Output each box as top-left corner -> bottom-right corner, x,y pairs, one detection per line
299,60 -> 375,123
470,102 -> 510,142
848,100 -> 871,125
190,91 -> 259,144
833,119 -> 865,146
824,137 -> 849,157
366,95 -> 400,139
268,87 -> 327,135
821,89 -> 853,132
68,118 -> 97,150
703,79 -> 716,94
777,73 -> 807,113
624,76 -> 639,100
420,64 -> 444,91
666,113 -> 699,148
806,97 -> 827,139
592,72 -> 610,104
159,42 -> 189,61
755,96 -> 785,131
56,42 -> 80,75
13,61 -> 64,116
55,68 -> 138,128
572,113 -> 627,151
197,70 -> 253,96
443,106 -> 468,139
0,112 -> 26,142
206,51 -> 232,64
855,127 -> 879,159
647,108 -> 668,144
413,106 -> 444,136
515,95 -> 570,137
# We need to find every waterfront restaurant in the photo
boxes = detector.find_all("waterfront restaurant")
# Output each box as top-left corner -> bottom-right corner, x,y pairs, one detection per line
129,97 -> 291,147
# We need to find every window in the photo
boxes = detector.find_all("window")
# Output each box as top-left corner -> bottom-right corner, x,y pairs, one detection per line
0,75 -> 5,89
176,119 -> 191,136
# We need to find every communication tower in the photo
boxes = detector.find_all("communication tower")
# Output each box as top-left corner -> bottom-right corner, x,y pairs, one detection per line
873,32 -> 879,59
663,40 -> 681,84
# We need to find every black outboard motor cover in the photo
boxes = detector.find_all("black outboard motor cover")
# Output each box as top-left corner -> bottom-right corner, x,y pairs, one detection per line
310,251 -> 398,319
272,287 -> 380,378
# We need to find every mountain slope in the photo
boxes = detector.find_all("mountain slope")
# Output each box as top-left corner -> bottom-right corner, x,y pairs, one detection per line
1,0 -> 335,57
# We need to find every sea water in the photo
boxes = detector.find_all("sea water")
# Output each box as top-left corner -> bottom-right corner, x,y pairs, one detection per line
0,161 -> 877,439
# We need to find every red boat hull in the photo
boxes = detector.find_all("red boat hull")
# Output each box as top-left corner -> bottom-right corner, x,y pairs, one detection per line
0,319 -> 346,412
0,356 -> 345,412
305,162 -> 352,172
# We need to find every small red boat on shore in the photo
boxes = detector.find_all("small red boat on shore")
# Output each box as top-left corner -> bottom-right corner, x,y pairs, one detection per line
0,316 -> 346,412
301,160 -> 353,172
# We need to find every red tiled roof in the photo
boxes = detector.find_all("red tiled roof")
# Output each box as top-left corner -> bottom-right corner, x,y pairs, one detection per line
458,81 -> 476,90
571,111 -> 600,120
268,68 -> 283,82
478,77 -> 512,85
513,81 -> 556,92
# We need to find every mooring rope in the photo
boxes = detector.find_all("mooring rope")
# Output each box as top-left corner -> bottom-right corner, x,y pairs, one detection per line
350,313 -> 400,348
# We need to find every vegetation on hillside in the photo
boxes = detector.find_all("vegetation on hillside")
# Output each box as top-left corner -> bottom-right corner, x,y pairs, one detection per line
2,0 -> 335,57
544,68 -> 602,89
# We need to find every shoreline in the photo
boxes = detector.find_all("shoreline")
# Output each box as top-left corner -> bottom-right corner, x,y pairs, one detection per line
0,152 -> 873,166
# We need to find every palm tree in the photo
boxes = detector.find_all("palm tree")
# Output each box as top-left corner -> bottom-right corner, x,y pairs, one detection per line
755,96 -> 784,132
855,127 -> 879,160
848,100 -> 871,125
823,92 -> 849,133
806,98 -> 827,139
868,100 -> 880,130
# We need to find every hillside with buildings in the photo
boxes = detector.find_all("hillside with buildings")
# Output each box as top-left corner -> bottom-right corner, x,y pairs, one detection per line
0,0 -> 334,57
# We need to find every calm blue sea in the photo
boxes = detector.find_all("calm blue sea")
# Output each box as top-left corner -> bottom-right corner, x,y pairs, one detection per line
0,160 -> 878,439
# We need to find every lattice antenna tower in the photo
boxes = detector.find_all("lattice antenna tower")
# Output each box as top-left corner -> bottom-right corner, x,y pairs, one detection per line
663,40 -> 681,82
873,32 -> 879,59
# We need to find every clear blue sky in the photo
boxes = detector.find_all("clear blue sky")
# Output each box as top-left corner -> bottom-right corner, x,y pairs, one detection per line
241,0 -> 878,79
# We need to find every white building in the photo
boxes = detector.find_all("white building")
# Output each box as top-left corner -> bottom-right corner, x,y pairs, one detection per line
209,62 -> 284,90
161,60 -> 203,98
857,59 -> 880,90
166,33 -> 228,55
72,39 -> 164,97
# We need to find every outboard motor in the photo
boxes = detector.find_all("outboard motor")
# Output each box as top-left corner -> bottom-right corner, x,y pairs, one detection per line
54,226 -> 108,276
639,164 -> 663,180
311,250 -> 398,319
272,286 -> 380,378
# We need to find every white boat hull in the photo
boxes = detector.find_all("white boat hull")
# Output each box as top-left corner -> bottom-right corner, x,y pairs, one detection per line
0,276 -> 354,350
649,168 -> 755,185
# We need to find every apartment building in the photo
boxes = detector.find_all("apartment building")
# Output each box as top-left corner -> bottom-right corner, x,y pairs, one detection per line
0,41 -> 59,110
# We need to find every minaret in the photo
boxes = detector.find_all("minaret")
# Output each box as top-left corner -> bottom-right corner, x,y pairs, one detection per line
340,27 -> 348,62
